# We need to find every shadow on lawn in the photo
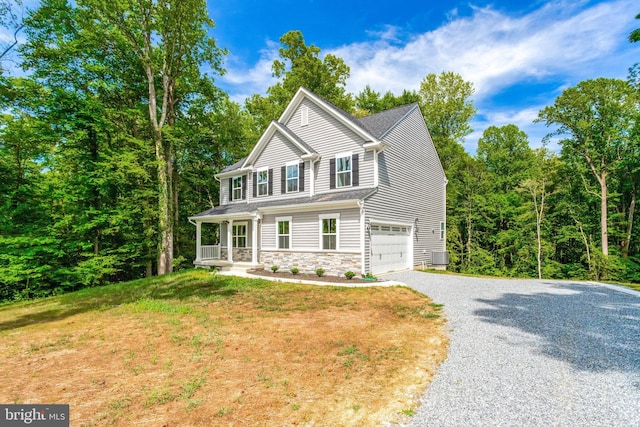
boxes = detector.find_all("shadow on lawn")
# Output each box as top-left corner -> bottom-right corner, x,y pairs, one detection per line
0,271 -> 269,332
474,282 -> 640,374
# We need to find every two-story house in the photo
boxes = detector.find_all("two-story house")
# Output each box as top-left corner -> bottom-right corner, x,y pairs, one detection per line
189,87 -> 448,276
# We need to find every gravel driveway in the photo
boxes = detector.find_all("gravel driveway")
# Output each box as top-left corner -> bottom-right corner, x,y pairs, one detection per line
386,271 -> 640,427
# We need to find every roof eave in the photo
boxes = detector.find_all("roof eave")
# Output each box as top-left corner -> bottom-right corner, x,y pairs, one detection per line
214,167 -> 253,179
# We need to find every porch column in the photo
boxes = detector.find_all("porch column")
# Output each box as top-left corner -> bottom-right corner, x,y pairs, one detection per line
227,219 -> 233,263
195,221 -> 202,262
251,216 -> 259,264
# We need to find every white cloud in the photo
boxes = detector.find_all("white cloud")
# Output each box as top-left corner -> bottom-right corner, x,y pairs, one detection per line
220,40 -> 280,103
333,0 -> 636,98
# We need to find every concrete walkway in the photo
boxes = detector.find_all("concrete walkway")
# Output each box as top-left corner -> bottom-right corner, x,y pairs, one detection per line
386,271 -> 640,426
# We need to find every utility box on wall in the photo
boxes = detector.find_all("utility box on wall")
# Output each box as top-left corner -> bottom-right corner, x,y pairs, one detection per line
432,251 -> 450,266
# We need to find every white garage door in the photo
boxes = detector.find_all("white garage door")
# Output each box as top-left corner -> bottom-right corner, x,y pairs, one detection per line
370,223 -> 411,274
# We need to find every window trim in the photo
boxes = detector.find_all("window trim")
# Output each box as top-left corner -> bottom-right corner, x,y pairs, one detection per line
276,216 -> 292,250
232,221 -> 248,248
256,167 -> 268,197
440,221 -> 446,240
335,151 -> 352,188
319,213 -> 340,251
232,176 -> 243,201
286,161 -> 299,193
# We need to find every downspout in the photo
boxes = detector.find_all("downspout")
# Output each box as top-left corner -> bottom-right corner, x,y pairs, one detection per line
309,159 -> 316,197
358,200 -> 365,274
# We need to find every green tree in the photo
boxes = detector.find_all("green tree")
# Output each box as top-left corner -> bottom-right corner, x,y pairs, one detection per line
83,0 -> 226,274
246,30 -> 353,132
354,85 -> 418,116
417,72 -> 476,272
538,78 -> 638,258
518,149 -> 559,279
630,13 -> 640,43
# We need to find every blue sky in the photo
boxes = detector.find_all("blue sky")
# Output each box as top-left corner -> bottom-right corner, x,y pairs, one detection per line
1,1 -> 637,153
208,0 -> 639,153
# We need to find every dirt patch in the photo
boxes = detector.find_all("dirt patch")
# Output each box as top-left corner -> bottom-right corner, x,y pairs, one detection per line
0,272 -> 447,426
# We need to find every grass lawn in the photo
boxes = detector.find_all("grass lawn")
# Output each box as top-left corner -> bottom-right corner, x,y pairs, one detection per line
0,269 -> 447,426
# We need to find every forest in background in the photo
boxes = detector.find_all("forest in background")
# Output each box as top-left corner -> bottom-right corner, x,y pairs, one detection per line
1,1 -> 639,301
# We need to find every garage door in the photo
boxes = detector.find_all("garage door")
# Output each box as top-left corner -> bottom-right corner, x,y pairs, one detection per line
370,223 -> 411,274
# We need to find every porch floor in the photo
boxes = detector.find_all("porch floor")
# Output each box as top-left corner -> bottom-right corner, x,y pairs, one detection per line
193,260 -> 262,273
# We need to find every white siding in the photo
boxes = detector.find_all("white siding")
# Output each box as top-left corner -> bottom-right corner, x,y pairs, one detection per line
364,107 -> 446,271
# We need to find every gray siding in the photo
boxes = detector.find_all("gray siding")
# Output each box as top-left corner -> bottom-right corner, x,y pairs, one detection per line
285,99 -> 374,193
363,107 -> 446,270
248,131 -> 310,203
261,207 -> 360,252
220,175 -> 250,205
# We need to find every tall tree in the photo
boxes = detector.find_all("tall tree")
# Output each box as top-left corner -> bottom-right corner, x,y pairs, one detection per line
246,30 -> 352,132
417,71 -> 476,272
81,0 -> 226,274
538,78 -> 638,258
518,149 -> 558,279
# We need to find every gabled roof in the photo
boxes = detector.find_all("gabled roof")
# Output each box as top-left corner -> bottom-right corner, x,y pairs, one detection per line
358,103 -> 418,139
241,121 -> 319,169
280,87 -> 380,144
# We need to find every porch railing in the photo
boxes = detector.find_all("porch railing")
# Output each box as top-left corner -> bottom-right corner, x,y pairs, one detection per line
200,245 -> 220,260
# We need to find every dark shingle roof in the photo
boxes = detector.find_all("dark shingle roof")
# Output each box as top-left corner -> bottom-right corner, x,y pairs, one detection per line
192,188 -> 376,218
220,157 -> 246,173
358,103 -> 417,139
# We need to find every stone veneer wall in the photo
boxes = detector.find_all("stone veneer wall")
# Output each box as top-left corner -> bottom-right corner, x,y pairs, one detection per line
260,250 -> 361,276
220,248 -> 252,262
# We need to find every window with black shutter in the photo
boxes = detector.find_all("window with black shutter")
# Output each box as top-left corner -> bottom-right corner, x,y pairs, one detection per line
352,154 -> 359,187
252,172 -> 257,198
329,158 -> 336,189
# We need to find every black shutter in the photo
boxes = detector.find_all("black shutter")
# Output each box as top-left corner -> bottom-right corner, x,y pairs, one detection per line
329,158 -> 336,189
352,154 -> 359,187
268,168 -> 273,195
281,166 -> 286,194
299,162 -> 305,191
228,178 -> 233,201
252,172 -> 257,198
241,175 -> 247,200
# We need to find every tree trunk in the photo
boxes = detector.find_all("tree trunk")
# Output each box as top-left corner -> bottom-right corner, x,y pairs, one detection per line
145,64 -> 173,275
600,173 -> 608,256
622,187 -> 636,259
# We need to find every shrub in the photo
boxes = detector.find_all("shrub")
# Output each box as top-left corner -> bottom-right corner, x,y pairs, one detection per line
363,272 -> 376,280
290,267 -> 299,275
315,268 -> 325,277
271,265 -> 279,273
344,271 -> 356,280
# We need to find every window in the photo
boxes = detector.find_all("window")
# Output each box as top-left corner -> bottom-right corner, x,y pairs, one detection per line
257,168 -> 268,196
286,163 -> 299,193
232,222 -> 247,248
276,217 -> 291,249
336,153 -> 352,187
320,214 -> 339,250
232,177 -> 243,201
440,222 -> 446,240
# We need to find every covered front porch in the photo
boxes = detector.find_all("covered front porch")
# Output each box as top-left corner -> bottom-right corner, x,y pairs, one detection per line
191,212 -> 262,270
